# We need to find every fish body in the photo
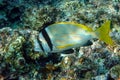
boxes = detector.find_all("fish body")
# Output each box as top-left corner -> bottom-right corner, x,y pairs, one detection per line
34,21 -> 115,53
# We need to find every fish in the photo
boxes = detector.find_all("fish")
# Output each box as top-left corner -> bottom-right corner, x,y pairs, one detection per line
34,20 -> 116,53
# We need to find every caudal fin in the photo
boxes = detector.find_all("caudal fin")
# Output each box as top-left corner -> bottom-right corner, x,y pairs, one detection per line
95,20 -> 115,46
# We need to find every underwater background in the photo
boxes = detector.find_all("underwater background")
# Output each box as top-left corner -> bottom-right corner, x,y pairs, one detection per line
0,0 -> 120,80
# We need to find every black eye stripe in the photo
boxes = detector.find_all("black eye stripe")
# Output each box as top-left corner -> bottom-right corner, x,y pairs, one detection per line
37,36 -> 44,52
41,29 -> 53,51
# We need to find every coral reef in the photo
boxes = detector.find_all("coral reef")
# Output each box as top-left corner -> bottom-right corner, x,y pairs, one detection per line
0,27 -> 120,80
109,64 -> 120,79
21,6 -> 61,30
0,0 -> 25,29
0,0 -> 120,80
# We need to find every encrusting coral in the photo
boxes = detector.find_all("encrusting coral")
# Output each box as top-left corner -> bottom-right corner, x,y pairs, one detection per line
21,6 -> 61,30
0,0 -> 120,80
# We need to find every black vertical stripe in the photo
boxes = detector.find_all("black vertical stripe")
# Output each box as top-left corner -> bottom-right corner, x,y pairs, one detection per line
37,36 -> 45,52
41,29 -> 53,51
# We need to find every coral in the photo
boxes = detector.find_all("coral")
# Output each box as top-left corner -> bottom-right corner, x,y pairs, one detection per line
109,64 -> 120,79
21,5 -> 61,30
0,27 -> 119,80
0,27 -> 12,48
0,28 -> 42,79
4,36 -> 26,70
110,26 -> 120,45
0,0 -> 25,28
0,75 -> 4,80
0,0 -> 120,80
55,0 -> 120,33
24,30 -> 45,60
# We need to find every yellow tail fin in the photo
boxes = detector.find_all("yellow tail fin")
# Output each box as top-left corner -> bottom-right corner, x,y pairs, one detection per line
95,20 -> 115,46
